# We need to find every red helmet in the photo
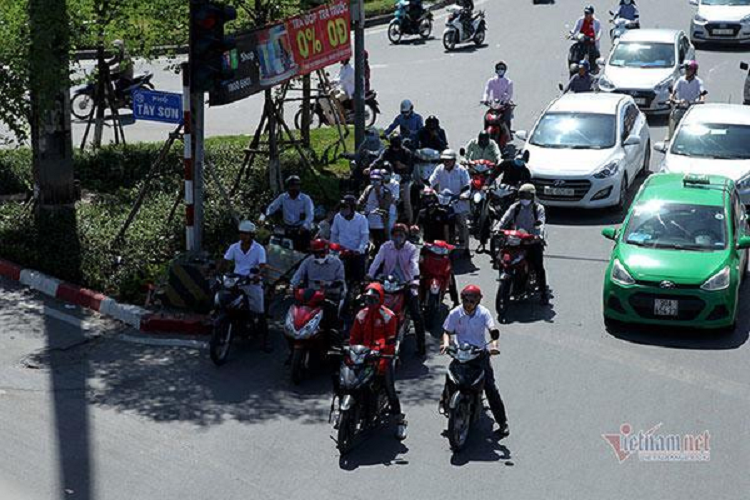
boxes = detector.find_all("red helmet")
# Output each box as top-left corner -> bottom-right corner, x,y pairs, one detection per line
461,285 -> 483,297
310,238 -> 329,254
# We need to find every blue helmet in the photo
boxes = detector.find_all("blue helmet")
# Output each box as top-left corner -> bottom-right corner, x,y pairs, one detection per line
579,59 -> 591,71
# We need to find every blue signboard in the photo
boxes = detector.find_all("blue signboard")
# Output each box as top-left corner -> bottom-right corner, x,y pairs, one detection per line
132,90 -> 183,124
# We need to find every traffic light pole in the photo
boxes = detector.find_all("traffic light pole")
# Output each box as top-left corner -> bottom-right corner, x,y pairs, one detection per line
192,90 -> 205,253
353,0 -> 366,149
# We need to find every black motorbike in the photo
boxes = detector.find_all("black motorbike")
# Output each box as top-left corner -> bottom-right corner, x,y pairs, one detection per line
567,32 -> 599,75
331,345 -> 402,455
473,182 -> 518,252
388,0 -> 434,44
71,72 -> 155,120
209,272 -> 265,366
441,332 -> 500,452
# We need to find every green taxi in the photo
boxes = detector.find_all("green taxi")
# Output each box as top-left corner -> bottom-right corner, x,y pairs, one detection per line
602,173 -> 750,330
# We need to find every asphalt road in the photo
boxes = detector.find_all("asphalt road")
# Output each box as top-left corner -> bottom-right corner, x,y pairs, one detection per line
3,0 -> 750,499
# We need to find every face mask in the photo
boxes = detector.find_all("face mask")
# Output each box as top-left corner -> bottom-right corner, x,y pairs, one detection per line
496,69 -> 506,77
393,235 -> 406,247
401,111 -> 411,118
288,189 -> 300,198
478,137 -> 489,147
624,0 -> 631,4
341,208 -> 353,219
372,180 -> 382,187
520,199 -> 532,207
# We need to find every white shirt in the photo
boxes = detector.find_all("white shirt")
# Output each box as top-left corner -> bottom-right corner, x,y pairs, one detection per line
386,179 -> 400,203
337,63 -> 355,98
331,212 -> 370,254
363,188 -> 387,229
429,163 -> 471,214
224,241 -> 266,277
266,192 -> 315,228
673,76 -> 706,103
443,305 -> 496,349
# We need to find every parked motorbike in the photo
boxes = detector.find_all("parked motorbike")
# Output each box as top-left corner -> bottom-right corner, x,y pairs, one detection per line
567,32 -> 599,75
208,272 -> 264,366
609,10 -> 639,41
442,6 -> 487,51
441,330 -> 500,452
331,345 -> 401,454
71,72 -> 155,120
741,62 -> 750,105
492,229 -> 542,323
388,0 -> 434,44
284,280 -> 345,384
294,89 -> 380,130
483,100 -> 514,150
419,240 -> 455,328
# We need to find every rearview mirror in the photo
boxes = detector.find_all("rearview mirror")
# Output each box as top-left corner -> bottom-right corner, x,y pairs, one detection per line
515,130 -> 528,141
459,147 -> 466,156
737,235 -> 750,249
689,0 -> 698,5
741,62 -> 749,71
653,141 -> 668,153
558,82 -> 564,91
602,227 -> 618,240
624,135 -> 641,147
596,57 -> 605,66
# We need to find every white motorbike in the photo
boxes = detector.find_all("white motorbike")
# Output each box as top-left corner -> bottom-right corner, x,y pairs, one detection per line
609,11 -> 639,41
442,6 -> 487,51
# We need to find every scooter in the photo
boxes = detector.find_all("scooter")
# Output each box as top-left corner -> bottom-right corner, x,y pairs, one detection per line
71,72 -> 155,120
208,271 -> 265,366
419,240 -> 455,328
378,275 -> 412,362
609,10 -> 639,41
567,32 -> 599,75
388,0 -> 434,44
412,147 -> 441,216
441,331 -> 500,452
284,280 -> 345,385
442,6 -> 487,51
492,229 -> 542,323
476,182 -> 517,252
483,100 -> 514,150
418,187 -> 463,245
741,62 -> 750,105
465,158 -> 498,239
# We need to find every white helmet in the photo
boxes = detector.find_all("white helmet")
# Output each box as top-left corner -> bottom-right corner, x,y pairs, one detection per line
238,220 -> 256,233
400,99 -> 414,114
440,149 -> 458,161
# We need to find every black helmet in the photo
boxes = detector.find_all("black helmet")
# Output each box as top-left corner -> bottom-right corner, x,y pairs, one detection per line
425,115 -> 440,129
495,60 -> 508,71
285,175 -> 301,187
478,130 -> 490,140
584,4 -> 594,14
390,134 -> 403,147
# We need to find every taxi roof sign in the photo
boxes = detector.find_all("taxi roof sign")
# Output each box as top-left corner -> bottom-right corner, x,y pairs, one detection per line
683,174 -> 711,186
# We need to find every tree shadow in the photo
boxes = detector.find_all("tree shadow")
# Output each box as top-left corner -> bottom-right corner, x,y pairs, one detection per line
338,432 -> 410,471
394,37 -> 432,46
445,43 -> 488,54
446,414 -> 514,466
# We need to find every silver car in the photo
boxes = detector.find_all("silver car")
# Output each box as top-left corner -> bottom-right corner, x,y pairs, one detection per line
597,29 -> 695,114
690,0 -> 750,45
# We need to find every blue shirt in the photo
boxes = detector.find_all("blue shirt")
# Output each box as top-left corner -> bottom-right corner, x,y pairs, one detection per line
385,112 -> 424,143
617,4 -> 638,21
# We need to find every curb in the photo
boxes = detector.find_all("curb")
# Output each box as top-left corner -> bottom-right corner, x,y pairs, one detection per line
0,258 -> 210,335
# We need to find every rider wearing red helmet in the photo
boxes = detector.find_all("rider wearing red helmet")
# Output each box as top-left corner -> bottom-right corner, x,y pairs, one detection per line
440,285 -> 509,438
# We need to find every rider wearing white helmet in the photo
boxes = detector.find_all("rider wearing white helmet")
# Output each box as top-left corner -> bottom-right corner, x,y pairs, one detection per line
429,149 -> 472,256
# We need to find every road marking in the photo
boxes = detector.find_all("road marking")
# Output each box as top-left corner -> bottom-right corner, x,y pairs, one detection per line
118,333 -> 207,349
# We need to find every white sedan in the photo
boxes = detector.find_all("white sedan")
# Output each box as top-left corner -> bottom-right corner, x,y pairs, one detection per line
515,93 -> 651,209
655,103 -> 750,205
690,0 -> 750,45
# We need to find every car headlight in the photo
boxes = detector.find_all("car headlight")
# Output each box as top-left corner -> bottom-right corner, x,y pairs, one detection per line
694,13 -> 707,23
611,259 -> 635,286
593,161 -> 620,179
598,75 -> 615,91
742,14 -> 750,24
655,77 -> 672,92
701,266 -> 731,291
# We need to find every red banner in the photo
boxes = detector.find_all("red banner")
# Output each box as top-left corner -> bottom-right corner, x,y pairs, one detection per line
285,0 -> 352,76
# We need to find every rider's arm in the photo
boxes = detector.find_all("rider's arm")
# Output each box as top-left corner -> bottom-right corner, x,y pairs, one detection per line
358,216 -> 370,254
384,115 -> 401,136
408,245 -> 420,284
330,214 -> 341,244
571,18 -> 583,35
482,78 -> 494,103
266,194 -> 283,217
497,203 -> 516,230
367,246 -> 386,279
303,194 -> 315,230
536,203 -> 547,238
428,166 -> 441,189
594,18 -> 602,41
459,167 -> 471,194
506,79 -> 514,103
490,140 -> 502,164
484,311 -> 499,351
439,129 -> 448,150
334,258 -> 346,284
290,258 -> 308,287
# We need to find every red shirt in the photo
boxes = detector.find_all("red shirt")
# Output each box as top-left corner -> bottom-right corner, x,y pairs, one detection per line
581,18 -> 596,39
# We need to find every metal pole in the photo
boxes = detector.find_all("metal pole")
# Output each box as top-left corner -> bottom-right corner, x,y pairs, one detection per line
353,0 -> 366,150
181,62 -> 195,253
192,90 -> 205,252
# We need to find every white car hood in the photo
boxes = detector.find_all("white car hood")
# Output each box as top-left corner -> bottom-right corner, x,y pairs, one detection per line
664,154 -> 750,181
699,5 -> 750,22
526,144 -> 616,176
603,66 -> 674,90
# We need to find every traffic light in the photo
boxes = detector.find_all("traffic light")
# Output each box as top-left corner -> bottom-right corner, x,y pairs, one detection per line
189,0 -> 237,93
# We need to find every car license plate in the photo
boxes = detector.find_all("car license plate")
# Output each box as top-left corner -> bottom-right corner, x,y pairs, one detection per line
654,298 -> 678,317
712,28 -> 734,35
635,97 -> 647,105
544,186 -> 575,197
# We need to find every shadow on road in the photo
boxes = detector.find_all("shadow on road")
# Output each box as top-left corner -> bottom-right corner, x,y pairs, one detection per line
444,43 -> 488,54
338,433 -> 409,471
446,415 -> 514,466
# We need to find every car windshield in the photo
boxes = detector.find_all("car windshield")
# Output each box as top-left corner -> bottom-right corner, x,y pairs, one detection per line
529,112 -> 616,149
623,201 -> 728,251
702,0 -> 750,5
609,42 -> 675,68
671,122 -> 750,160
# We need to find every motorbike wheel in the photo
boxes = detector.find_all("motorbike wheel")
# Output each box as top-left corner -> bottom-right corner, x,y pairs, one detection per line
496,280 -> 511,323
425,293 -> 440,329
71,93 -> 94,120
419,19 -> 433,39
209,320 -> 233,366
448,398 -> 471,452
291,348 -> 306,385
365,102 -> 378,128
443,30 -> 456,51
294,108 -> 323,130
337,408 -> 358,455
473,28 -> 486,46
388,21 -> 403,44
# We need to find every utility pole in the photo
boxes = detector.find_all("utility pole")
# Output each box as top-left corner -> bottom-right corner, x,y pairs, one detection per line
353,0 -> 366,149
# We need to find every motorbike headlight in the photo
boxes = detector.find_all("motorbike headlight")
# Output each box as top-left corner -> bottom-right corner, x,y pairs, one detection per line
598,75 -> 615,91
694,13 -> 708,23
593,161 -> 620,179
473,191 -> 483,204
611,259 -> 635,286
223,276 -> 239,288
701,266 -> 731,291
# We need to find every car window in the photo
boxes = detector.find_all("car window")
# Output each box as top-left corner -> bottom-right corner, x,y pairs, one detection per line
731,192 -> 746,240
670,123 -> 750,160
529,112 -> 617,149
622,104 -> 639,141
609,42 -> 676,68
678,37 -> 688,64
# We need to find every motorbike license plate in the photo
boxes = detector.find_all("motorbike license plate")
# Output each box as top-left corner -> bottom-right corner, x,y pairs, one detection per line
635,97 -> 647,106
654,298 -> 678,317
544,186 -> 575,197
712,28 -> 734,35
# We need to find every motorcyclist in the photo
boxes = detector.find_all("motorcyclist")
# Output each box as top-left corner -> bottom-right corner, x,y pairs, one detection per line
493,150 -> 532,187
346,283 -> 408,439
219,220 -> 271,352
417,115 -> 449,152
482,61 -> 514,132
262,175 -> 315,251
429,149 -> 471,257
457,0 -> 475,36
331,195 -> 370,284
464,131 -> 502,164
494,183 -> 549,305
440,285 -> 509,438
415,187 -> 449,243
352,127 -> 385,188
367,223 -> 427,356
334,58 -> 355,110
669,60 -> 707,139
107,39 -> 134,99
614,0 -> 639,23
564,59 -> 594,93
406,0 -> 426,28
377,135 -> 415,222
571,5 -> 602,70
359,169 -> 393,251
385,99 -> 424,144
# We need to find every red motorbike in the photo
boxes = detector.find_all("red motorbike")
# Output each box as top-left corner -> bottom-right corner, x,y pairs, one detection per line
284,281 -> 344,384
378,275 -> 412,364
491,229 -> 541,323
483,100 -> 514,149
419,240 -> 455,328
465,159 -> 498,240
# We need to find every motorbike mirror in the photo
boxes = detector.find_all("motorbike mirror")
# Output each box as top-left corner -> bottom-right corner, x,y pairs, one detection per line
596,57 -> 605,66
741,62 -> 749,71
688,0 -> 698,5
490,329 -> 500,341
459,147 -> 466,156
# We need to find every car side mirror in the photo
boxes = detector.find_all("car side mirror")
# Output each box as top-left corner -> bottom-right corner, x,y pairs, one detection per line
601,227 -> 618,240
624,135 -> 641,147
558,82 -> 565,91
689,0 -> 698,5
737,235 -> 750,249
515,130 -> 528,141
654,141 -> 668,153
741,62 -> 749,71
596,57 -> 605,66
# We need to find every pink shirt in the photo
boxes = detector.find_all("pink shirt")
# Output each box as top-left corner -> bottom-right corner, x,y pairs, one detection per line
483,76 -> 514,104
368,241 -> 420,284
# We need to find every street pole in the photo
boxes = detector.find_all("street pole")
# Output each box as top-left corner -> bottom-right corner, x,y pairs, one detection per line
353,0 -> 366,150
192,90 -> 205,253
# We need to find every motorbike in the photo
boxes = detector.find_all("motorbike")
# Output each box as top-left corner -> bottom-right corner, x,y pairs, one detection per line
419,240 -> 455,328
667,98 -> 704,140
377,275 -> 412,362
331,345 -> 401,454
208,272 -> 264,366
741,62 -> 750,105
441,331 -> 500,452
442,6 -> 487,51
483,100 -> 514,150
465,158 -> 498,237
609,10 -> 639,41
567,32 -> 599,76
492,229 -> 542,323
284,280 -> 345,384
294,89 -> 380,130
71,72 -> 155,120
388,0 -> 434,44
412,147 -> 442,217
475,182 -> 517,252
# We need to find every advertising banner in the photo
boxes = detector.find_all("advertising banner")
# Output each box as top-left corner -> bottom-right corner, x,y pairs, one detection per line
285,0 -> 352,76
